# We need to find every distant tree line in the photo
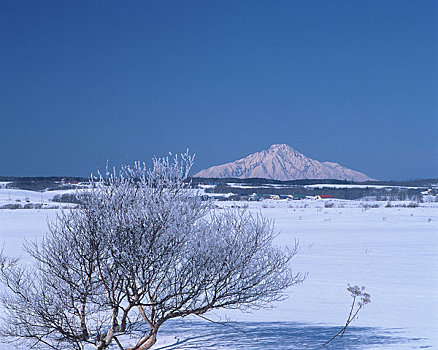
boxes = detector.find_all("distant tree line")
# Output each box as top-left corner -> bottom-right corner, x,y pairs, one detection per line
1,176 -> 435,201
0,177 -> 88,191
190,177 -> 438,188
204,185 -> 426,201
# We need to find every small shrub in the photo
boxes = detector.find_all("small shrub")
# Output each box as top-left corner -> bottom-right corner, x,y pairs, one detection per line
52,193 -> 82,204
362,203 -> 380,209
0,203 -> 21,209
407,202 -> 419,208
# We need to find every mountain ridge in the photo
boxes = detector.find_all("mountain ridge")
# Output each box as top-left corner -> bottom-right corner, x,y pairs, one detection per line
195,144 -> 373,181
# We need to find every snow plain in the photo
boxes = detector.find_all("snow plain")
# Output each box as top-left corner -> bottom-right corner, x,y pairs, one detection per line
0,187 -> 78,208
0,193 -> 437,349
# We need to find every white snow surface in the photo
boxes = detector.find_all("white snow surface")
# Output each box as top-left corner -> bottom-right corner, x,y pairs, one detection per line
0,188 -> 81,208
0,199 -> 437,349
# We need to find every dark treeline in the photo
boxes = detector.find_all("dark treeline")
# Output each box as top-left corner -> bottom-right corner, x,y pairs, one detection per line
193,177 -> 437,201
1,176 -> 436,201
203,185 -> 426,201
0,177 -> 88,191
190,177 -> 438,188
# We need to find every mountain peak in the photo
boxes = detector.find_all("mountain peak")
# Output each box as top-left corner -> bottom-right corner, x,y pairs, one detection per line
268,144 -> 295,152
267,144 -> 304,158
269,143 -> 288,150
195,144 -> 373,181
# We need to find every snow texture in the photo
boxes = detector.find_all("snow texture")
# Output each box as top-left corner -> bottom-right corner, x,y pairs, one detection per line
0,198 -> 437,349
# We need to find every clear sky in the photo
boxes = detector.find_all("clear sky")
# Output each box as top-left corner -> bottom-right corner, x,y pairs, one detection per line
0,0 -> 437,180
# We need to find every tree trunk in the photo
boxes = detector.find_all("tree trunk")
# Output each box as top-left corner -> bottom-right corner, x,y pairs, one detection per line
127,330 -> 157,350
139,333 -> 157,350
96,327 -> 114,350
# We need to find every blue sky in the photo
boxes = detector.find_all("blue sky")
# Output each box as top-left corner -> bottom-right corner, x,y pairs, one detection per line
0,0 -> 437,180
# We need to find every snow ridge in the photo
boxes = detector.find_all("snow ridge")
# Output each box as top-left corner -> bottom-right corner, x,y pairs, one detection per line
195,144 -> 373,181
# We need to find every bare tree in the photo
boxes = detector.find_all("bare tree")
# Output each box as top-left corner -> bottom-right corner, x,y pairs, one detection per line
0,153 -> 302,350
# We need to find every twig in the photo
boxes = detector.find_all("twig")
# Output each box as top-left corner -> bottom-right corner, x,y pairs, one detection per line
323,284 -> 371,347
114,336 -> 124,350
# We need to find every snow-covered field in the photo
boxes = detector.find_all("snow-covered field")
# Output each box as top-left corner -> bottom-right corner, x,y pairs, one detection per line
0,187 -> 78,208
0,196 -> 437,349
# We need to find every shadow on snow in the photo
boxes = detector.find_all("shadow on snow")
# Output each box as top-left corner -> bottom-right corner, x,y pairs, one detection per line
149,320 -> 428,350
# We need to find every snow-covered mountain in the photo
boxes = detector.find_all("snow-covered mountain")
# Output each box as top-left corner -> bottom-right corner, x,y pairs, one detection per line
195,144 -> 373,181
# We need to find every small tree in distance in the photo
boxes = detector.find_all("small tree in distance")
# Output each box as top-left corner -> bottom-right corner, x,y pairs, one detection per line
0,152 -> 303,350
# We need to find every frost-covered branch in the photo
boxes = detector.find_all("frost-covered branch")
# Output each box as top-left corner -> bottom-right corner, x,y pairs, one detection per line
0,152 -> 302,350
